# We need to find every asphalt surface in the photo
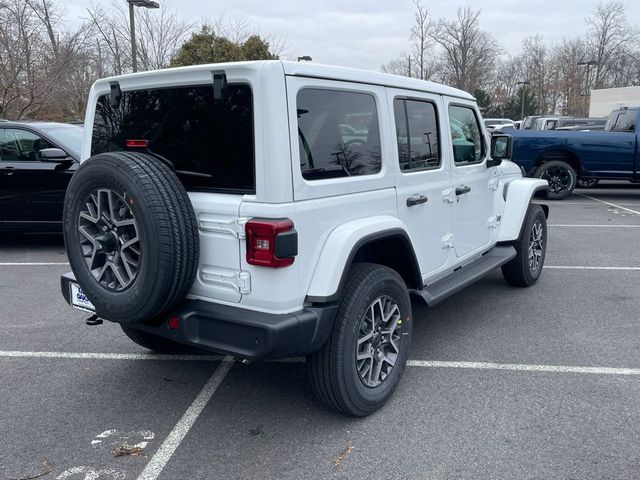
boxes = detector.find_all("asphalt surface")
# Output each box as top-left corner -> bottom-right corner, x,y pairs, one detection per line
1,182 -> 640,480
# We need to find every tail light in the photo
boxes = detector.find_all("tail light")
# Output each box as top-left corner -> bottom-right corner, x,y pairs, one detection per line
126,139 -> 149,148
245,218 -> 297,268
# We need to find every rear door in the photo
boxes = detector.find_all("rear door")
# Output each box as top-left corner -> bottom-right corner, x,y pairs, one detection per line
444,100 -> 494,258
89,81 -> 256,303
387,89 -> 453,277
0,128 -> 75,225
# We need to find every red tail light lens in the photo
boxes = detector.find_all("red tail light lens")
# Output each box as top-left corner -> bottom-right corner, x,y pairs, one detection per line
126,139 -> 149,148
245,219 -> 297,268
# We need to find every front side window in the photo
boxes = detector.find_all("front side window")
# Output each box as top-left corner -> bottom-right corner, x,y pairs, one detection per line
448,105 -> 483,165
393,98 -> 440,171
0,129 -> 53,162
297,88 -> 381,180
92,84 -> 255,193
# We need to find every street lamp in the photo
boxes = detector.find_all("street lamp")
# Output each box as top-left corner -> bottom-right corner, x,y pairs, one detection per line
516,81 -> 530,120
577,60 -> 597,116
127,0 -> 160,73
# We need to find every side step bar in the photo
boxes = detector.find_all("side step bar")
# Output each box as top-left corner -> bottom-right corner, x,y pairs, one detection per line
413,245 -> 516,307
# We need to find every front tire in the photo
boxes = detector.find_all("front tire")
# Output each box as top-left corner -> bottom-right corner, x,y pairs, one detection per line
502,204 -> 547,287
534,160 -> 577,200
307,263 -> 412,417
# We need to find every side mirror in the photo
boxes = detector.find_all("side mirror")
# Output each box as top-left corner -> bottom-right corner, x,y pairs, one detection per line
38,148 -> 70,162
487,134 -> 512,167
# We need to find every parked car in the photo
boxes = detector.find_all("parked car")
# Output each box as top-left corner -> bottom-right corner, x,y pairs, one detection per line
521,115 -> 543,130
536,116 -> 606,131
484,118 -> 515,130
509,107 -> 639,199
60,60 -> 548,416
0,121 -> 83,232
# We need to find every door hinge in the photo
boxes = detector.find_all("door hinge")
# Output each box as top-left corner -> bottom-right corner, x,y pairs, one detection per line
441,233 -> 454,249
487,215 -> 502,229
200,268 -> 252,294
198,216 -> 248,238
488,179 -> 499,191
442,189 -> 456,204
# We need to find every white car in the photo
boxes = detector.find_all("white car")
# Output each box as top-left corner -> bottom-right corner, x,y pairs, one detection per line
60,61 -> 549,416
484,117 -> 516,131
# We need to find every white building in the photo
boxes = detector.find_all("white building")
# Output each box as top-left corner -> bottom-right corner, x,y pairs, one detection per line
589,86 -> 640,117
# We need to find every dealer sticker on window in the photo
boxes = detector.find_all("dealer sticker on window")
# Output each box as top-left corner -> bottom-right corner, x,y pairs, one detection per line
70,282 -> 95,313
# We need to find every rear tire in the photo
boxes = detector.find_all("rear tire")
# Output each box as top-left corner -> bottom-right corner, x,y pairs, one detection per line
307,263 -> 412,417
502,204 -> 547,287
63,152 -> 199,324
534,160 -> 577,200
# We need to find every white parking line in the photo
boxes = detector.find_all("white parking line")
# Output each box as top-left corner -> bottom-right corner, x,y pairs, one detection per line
579,194 -> 640,215
136,357 -> 234,480
544,266 -> 640,271
0,262 -> 69,266
0,350 -> 223,361
549,224 -> 640,228
407,360 -> 640,376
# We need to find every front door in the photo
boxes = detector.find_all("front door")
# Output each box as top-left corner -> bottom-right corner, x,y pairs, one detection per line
445,101 -> 494,258
388,89 -> 453,278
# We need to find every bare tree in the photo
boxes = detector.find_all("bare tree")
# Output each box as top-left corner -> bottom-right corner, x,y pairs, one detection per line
429,6 -> 500,92
409,0 -> 433,80
586,1 -> 638,88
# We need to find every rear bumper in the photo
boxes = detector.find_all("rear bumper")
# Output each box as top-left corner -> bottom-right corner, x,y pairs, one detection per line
61,272 -> 337,360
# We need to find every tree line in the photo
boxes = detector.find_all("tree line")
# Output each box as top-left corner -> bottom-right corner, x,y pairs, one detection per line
383,1 -> 640,118
0,0 -> 281,121
1,0 -> 637,121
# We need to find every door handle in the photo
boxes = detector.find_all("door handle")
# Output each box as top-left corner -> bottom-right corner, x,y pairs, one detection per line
455,185 -> 471,195
406,194 -> 429,207
0,167 -> 14,176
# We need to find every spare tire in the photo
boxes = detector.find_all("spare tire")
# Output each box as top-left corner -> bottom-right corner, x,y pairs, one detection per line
63,151 -> 199,324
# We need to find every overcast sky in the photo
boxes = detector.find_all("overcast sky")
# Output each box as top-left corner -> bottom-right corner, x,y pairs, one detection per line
62,0 -> 640,71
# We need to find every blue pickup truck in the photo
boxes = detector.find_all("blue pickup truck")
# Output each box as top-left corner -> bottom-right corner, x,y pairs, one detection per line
508,107 -> 639,199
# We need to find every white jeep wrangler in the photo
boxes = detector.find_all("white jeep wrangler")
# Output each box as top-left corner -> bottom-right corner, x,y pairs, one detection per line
61,61 -> 548,416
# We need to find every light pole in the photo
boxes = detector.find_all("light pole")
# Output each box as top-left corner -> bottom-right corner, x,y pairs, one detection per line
516,81 -> 530,120
577,60 -> 596,116
127,0 -> 160,73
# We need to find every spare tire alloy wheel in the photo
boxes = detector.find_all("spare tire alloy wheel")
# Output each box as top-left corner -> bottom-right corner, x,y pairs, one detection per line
79,189 -> 140,291
356,296 -> 402,388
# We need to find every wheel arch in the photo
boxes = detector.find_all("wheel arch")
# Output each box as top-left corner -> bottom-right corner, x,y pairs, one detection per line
498,178 -> 549,242
534,148 -> 582,174
306,218 -> 422,304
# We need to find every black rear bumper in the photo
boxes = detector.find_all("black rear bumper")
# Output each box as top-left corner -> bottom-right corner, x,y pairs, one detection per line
61,272 -> 337,360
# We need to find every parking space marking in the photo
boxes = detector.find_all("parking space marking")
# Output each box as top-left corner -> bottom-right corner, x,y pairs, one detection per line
0,262 -> 69,266
0,350 -> 223,361
579,194 -> 640,215
136,357 -> 234,480
549,224 -> 640,228
544,265 -> 640,271
407,360 -> 640,376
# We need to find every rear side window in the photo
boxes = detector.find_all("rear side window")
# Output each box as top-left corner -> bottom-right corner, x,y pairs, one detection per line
297,88 -> 381,180
393,98 -> 440,171
92,84 -> 254,193
448,105 -> 484,165
607,111 -> 637,132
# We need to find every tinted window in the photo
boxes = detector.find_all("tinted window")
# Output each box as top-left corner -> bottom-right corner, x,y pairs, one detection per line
394,98 -> 440,171
0,129 -> 53,162
608,110 -> 637,132
92,84 -> 254,193
448,105 -> 483,165
297,89 -> 381,180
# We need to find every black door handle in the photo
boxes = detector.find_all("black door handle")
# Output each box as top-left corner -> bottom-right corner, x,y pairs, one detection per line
0,167 -> 15,176
406,194 -> 429,207
455,185 -> 471,195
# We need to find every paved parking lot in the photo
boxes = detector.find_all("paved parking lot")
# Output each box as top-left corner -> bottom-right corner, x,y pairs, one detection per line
2,182 -> 640,480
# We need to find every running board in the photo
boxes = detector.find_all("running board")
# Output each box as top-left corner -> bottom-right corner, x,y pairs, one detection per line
413,245 -> 516,307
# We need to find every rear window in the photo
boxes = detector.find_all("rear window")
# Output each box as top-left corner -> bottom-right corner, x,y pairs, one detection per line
91,84 -> 254,193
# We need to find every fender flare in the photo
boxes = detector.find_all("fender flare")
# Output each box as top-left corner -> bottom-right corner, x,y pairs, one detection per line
498,178 -> 548,242
305,215 -> 421,303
